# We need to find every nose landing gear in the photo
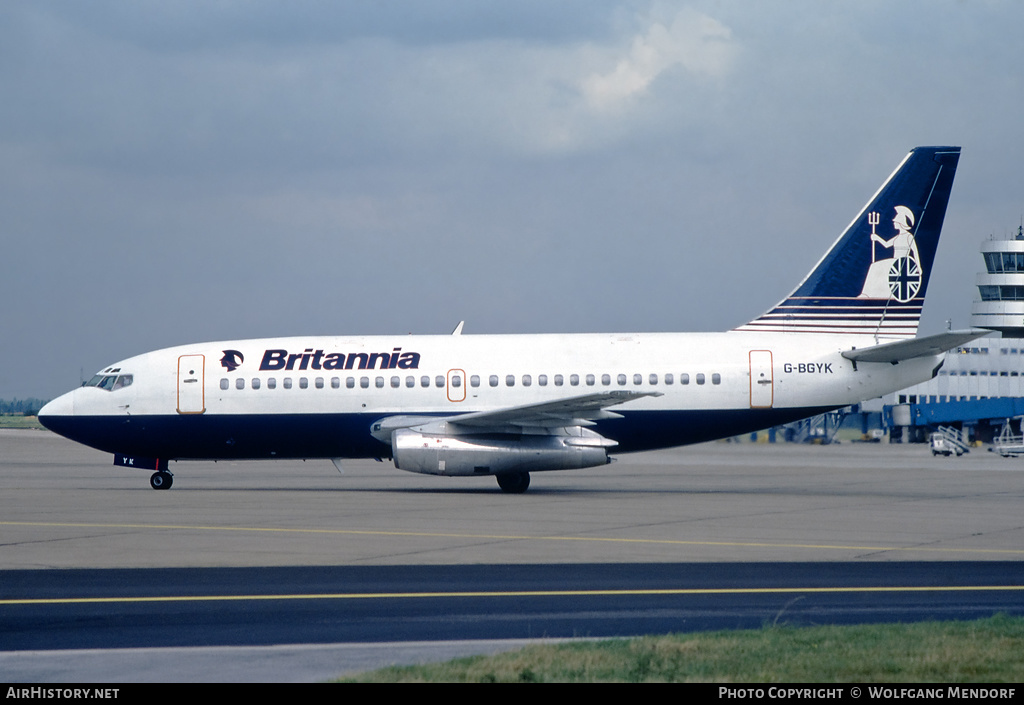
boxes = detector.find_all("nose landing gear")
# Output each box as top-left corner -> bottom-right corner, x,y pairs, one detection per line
150,471 -> 173,490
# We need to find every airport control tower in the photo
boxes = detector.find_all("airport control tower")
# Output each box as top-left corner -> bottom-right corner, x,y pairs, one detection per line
971,224 -> 1024,336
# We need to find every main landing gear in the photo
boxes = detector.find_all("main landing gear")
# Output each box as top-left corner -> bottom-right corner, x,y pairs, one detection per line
150,471 -> 173,490
496,471 -> 530,494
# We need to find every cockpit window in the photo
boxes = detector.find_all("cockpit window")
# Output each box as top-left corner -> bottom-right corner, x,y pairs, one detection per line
85,374 -> 133,391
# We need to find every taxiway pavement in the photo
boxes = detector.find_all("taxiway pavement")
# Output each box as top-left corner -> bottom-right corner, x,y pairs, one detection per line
3,429 -> 1023,567
2,429 -> 1023,681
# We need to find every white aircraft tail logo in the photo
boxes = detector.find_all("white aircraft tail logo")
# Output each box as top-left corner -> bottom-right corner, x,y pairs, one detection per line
737,147 -> 960,338
859,206 -> 921,302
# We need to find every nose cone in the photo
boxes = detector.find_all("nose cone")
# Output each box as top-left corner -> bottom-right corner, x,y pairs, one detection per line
38,390 -> 75,432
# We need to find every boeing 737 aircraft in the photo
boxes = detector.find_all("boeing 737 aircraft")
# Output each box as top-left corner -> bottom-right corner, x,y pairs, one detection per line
40,146 -> 981,492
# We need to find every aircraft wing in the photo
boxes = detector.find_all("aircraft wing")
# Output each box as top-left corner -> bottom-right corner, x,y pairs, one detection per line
369,390 -> 660,446
841,330 -> 988,364
448,390 -> 661,430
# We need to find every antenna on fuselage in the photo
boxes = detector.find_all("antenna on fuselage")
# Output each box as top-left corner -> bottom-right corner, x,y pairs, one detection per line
451,320 -> 465,335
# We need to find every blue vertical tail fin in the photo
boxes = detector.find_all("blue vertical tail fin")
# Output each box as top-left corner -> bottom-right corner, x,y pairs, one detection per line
736,146 -> 961,339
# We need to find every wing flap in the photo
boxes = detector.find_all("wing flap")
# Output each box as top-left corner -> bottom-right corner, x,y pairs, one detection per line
448,390 -> 660,429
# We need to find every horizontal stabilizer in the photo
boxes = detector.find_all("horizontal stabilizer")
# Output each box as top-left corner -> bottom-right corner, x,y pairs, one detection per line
841,330 -> 987,364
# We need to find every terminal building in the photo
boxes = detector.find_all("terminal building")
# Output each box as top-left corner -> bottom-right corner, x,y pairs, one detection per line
882,225 -> 1024,443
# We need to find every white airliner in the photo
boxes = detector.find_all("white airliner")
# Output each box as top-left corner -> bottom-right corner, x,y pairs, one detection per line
40,146 -> 981,492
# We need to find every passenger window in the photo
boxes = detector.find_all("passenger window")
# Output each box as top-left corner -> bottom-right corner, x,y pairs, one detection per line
252,378 -> 261,390
376,377 -> 385,388
299,377 -> 308,389
220,379 -> 229,390
617,374 -> 626,386
236,378 -> 245,390
712,373 -> 721,385
315,377 -> 324,389
268,378 -> 277,389
586,374 -> 596,386
680,373 -> 689,385
649,373 -> 658,385
470,375 -> 480,387
506,375 -> 515,387
451,375 -> 461,388
696,373 -> 705,385
284,378 -> 293,389
489,375 -> 499,387
421,376 -> 431,388
554,374 -> 563,386
634,374 -> 643,385
570,374 -> 580,386
331,377 -> 341,389
601,374 -> 611,386
360,377 -> 369,389
435,376 -> 444,387
406,376 -> 415,388
664,373 -> 674,385
347,377 -> 355,389
538,375 -> 547,386
522,375 -> 531,387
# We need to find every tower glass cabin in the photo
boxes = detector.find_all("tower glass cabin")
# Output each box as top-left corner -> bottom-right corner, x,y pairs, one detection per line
971,225 -> 1024,337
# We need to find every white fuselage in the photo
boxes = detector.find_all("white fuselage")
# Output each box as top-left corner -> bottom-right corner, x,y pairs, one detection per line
40,330 -> 942,462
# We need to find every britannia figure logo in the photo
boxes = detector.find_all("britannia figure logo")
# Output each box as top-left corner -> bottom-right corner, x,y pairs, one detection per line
858,205 -> 921,301
220,350 -> 244,372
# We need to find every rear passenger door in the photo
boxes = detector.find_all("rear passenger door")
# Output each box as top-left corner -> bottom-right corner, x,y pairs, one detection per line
749,350 -> 773,409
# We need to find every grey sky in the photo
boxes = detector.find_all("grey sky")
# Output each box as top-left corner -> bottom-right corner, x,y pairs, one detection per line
2,1 -> 1022,399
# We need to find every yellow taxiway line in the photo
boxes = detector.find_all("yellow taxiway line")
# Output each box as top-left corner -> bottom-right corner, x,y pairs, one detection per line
3,520 -> 1024,556
3,584 -> 1022,607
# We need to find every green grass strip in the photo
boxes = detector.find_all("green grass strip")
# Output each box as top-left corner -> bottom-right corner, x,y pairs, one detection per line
338,615 -> 1024,683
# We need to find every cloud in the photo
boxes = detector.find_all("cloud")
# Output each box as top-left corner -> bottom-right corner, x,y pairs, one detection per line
5,1 -> 1024,400
581,8 -> 735,111
340,6 -> 737,157
0,3 -> 737,177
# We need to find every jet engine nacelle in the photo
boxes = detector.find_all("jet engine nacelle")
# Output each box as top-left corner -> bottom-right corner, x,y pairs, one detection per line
391,427 -> 612,477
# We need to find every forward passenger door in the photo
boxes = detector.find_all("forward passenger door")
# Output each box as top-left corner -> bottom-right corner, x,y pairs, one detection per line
177,354 -> 206,414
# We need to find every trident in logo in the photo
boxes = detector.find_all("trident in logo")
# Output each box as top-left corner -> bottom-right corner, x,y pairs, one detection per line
868,212 -> 881,262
